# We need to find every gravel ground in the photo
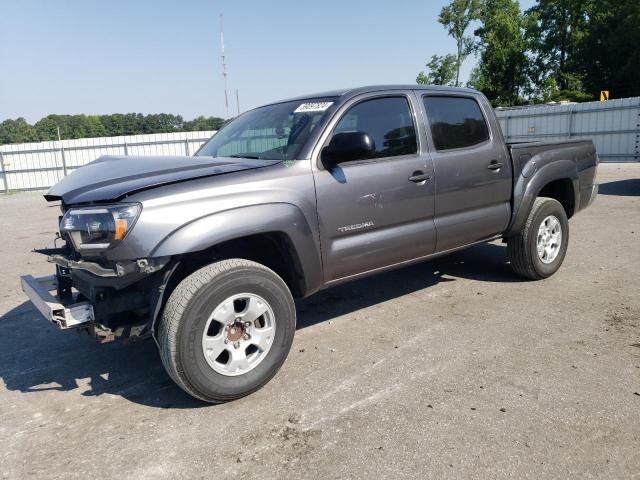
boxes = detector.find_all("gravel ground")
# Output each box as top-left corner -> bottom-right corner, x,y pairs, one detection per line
0,163 -> 638,480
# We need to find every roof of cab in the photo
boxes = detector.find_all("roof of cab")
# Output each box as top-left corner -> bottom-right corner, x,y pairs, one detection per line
262,84 -> 480,106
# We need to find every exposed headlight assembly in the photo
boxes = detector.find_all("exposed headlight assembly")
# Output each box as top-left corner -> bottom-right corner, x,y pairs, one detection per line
60,204 -> 141,252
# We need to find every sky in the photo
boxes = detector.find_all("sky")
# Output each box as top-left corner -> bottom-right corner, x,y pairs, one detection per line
0,0 -> 535,123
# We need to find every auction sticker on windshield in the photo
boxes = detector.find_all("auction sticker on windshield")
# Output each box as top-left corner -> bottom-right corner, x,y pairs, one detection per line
294,102 -> 334,113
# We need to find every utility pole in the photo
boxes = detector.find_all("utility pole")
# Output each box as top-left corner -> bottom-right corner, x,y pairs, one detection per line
236,88 -> 240,116
219,13 -> 229,119
57,125 -> 68,177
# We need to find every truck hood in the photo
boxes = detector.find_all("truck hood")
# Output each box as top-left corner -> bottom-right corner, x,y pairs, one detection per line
44,155 -> 281,204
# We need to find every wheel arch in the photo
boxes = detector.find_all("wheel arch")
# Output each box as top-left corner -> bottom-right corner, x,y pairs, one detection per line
173,231 -> 309,298
150,202 -> 322,291
506,159 -> 579,237
147,203 -> 323,334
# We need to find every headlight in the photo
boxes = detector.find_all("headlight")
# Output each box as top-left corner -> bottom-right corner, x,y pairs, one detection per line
60,204 -> 141,252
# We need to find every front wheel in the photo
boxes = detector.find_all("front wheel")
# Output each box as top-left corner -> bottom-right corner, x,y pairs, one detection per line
157,259 -> 296,403
507,197 -> 569,280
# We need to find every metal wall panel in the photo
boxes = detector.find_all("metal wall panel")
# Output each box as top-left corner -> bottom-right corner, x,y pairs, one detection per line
0,131 -> 216,193
495,96 -> 640,162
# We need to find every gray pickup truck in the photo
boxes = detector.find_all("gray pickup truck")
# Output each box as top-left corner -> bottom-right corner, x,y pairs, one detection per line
21,85 -> 598,403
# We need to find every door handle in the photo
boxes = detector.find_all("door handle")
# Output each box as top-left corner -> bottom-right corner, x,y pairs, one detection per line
408,172 -> 432,183
487,160 -> 503,171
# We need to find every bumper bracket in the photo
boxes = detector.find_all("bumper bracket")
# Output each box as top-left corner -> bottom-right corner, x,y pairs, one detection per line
20,275 -> 94,329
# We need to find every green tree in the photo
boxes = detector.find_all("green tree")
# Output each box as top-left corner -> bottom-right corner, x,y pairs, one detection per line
0,113 -> 226,145
469,0 -> 529,106
416,54 -> 458,86
122,113 -> 145,135
525,0 -> 589,93
535,76 -> 592,103
438,0 -> 481,87
578,0 -> 640,99
34,115 -> 62,141
83,115 -> 108,138
0,118 -> 39,144
142,114 -> 184,134
183,116 -> 225,131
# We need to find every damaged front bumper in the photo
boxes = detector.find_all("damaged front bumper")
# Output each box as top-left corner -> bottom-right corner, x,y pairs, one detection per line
20,274 -> 94,329
20,251 -> 172,342
20,272 -> 155,343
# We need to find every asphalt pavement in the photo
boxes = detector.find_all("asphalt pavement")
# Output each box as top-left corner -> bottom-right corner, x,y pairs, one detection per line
0,163 -> 638,479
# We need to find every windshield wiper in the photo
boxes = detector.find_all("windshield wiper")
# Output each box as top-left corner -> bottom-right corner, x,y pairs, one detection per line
228,154 -> 262,159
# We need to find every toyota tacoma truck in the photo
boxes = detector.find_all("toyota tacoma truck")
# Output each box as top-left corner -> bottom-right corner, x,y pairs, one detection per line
20,85 -> 598,403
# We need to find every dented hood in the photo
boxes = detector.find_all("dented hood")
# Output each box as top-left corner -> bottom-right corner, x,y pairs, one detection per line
45,155 -> 281,204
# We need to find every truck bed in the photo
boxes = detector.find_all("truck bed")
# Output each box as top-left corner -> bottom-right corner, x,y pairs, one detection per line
507,138 -> 595,178
506,138 -> 598,221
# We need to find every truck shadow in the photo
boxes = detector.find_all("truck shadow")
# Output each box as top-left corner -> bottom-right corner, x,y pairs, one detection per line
297,241 -> 519,329
0,302 -> 201,409
598,179 -> 640,196
0,242 -> 517,408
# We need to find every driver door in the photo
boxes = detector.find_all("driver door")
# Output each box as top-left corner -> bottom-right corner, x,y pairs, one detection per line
313,92 -> 436,283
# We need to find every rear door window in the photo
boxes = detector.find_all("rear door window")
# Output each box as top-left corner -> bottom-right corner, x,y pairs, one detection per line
423,96 -> 489,151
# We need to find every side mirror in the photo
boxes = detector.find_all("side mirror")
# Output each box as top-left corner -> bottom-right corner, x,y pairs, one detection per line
321,131 -> 375,167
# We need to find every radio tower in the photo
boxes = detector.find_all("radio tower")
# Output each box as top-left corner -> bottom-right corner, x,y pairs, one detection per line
219,13 -> 229,119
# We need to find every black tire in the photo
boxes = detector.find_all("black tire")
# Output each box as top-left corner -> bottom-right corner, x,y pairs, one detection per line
507,197 -> 569,280
157,259 -> 296,403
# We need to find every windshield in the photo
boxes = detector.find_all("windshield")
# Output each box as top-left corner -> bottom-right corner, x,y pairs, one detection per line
195,98 -> 337,160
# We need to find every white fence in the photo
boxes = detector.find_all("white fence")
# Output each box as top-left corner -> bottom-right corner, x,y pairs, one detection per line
0,131 -> 216,193
495,96 -> 640,162
2,97 -> 639,193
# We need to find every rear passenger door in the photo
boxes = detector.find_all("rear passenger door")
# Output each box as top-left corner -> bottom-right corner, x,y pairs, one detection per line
420,94 -> 512,251
313,93 -> 436,283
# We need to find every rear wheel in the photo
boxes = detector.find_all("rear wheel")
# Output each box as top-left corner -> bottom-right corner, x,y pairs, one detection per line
157,259 -> 296,403
507,197 -> 569,280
